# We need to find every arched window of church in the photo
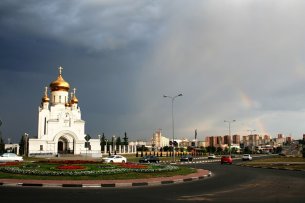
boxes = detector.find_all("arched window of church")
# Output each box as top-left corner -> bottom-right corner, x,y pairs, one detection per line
59,95 -> 61,103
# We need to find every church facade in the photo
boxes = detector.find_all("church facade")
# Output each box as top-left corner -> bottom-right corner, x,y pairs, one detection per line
28,67 -> 101,156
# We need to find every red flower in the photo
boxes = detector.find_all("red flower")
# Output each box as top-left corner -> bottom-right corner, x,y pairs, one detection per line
56,165 -> 86,170
115,163 -> 148,169
0,162 -> 20,166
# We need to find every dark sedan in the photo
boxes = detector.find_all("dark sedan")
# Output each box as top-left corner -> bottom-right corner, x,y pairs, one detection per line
139,155 -> 160,163
180,155 -> 193,162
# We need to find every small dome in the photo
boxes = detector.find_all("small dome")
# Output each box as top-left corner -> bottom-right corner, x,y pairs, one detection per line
71,96 -> 79,104
41,86 -> 50,103
49,66 -> 70,92
42,95 -> 50,103
70,88 -> 79,104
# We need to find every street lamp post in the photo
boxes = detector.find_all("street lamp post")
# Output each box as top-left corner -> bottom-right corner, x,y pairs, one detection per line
112,135 -> 116,154
224,120 -> 236,155
164,93 -> 183,162
248,129 -> 256,135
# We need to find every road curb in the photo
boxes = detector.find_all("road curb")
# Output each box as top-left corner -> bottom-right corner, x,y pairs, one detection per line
0,170 -> 212,188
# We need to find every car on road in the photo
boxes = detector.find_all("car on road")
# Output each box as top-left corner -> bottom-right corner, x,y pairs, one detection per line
0,153 -> 23,162
139,155 -> 160,163
208,154 -> 216,159
221,155 -> 232,164
242,154 -> 253,161
180,155 -> 193,162
102,155 -> 127,163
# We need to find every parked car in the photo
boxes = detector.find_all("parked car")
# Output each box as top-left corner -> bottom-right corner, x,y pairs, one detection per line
221,155 -> 232,164
0,153 -> 23,162
102,155 -> 127,163
242,154 -> 253,161
180,155 -> 193,162
139,155 -> 160,163
208,154 -> 216,159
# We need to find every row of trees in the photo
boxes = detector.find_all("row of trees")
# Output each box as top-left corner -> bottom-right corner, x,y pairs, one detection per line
0,120 -> 4,153
136,145 -> 237,154
99,132 -> 129,150
136,145 -> 284,155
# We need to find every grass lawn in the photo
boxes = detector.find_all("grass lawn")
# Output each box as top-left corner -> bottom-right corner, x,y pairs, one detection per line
240,156 -> 305,170
250,157 -> 305,163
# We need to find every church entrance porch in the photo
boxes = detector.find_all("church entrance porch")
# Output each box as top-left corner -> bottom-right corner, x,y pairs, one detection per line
57,136 -> 74,154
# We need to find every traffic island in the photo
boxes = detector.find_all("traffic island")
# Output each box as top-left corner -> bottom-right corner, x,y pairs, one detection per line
0,168 -> 212,188
0,160 -> 212,188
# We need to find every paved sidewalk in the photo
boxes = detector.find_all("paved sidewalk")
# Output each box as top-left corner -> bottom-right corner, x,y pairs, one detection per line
0,169 -> 212,188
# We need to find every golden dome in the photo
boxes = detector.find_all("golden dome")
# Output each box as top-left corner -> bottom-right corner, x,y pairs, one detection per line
71,95 -> 79,104
42,95 -> 50,102
50,66 -> 70,92
42,87 -> 50,103
70,88 -> 79,104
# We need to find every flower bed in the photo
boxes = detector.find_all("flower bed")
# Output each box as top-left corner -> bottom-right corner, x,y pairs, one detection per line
56,165 -> 86,170
114,163 -> 148,169
0,161 -> 179,176
0,162 -> 20,167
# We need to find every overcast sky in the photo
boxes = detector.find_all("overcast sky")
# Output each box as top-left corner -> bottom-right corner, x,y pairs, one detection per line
1,0 -> 305,143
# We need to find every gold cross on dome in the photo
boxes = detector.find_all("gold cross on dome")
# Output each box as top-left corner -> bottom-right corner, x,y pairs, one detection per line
73,88 -> 77,95
44,86 -> 48,95
58,66 -> 63,75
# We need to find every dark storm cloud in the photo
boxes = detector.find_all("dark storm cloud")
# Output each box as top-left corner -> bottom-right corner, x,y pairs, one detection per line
1,0 -> 305,143
0,0 -> 168,142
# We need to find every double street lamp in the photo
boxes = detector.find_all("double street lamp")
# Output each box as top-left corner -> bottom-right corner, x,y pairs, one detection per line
163,93 -> 183,162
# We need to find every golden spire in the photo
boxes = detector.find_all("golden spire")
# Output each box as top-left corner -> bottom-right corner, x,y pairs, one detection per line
71,88 -> 79,104
49,66 -> 70,92
42,86 -> 50,103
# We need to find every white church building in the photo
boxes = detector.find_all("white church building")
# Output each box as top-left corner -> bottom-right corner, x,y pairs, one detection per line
28,67 -> 101,156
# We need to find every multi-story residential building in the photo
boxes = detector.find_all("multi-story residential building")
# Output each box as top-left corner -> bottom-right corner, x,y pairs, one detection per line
151,129 -> 169,149
205,136 -> 218,147
263,135 -> 270,144
286,136 -> 292,143
248,134 -> 260,147
232,134 -> 240,144
217,136 -> 223,145
224,135 -> 232,145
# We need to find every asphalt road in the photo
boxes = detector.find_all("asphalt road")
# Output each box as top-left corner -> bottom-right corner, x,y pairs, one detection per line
0,162 -> 304,203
